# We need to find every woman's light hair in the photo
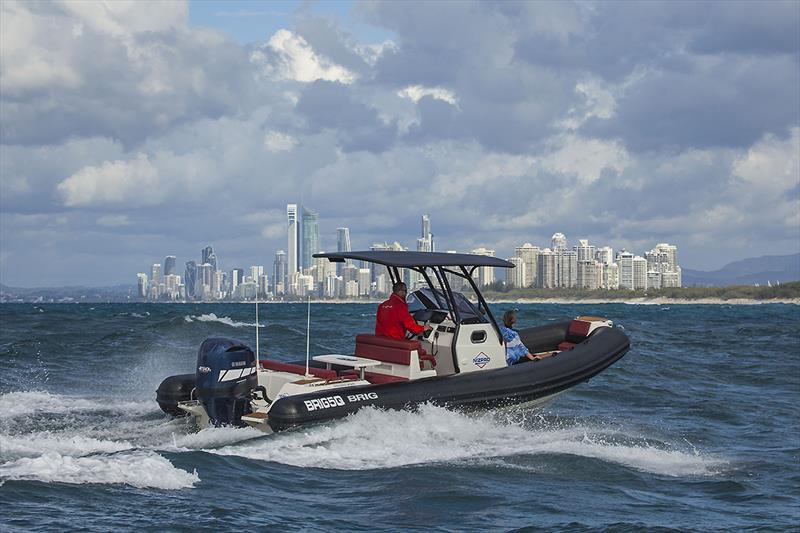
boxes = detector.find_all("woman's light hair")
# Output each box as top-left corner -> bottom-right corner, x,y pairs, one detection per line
502,309 -> 517,327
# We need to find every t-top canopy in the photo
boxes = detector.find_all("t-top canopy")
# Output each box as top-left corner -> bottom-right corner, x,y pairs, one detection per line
313,251 -> 515,269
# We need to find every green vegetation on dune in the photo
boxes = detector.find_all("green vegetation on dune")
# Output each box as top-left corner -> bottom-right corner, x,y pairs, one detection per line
479,281 -> 800,301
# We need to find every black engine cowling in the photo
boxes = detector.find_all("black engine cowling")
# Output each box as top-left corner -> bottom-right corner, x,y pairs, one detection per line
195,338 -> 257,426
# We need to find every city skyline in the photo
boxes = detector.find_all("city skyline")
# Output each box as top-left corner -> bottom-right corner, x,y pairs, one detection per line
1,1 -> 797,287
135,212 -> 684,301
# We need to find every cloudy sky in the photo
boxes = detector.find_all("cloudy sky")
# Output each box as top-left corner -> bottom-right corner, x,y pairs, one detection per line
1,0 -> 798,286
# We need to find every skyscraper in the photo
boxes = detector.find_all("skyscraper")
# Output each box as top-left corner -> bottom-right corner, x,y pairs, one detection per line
163,255 -> 176,276
273,250 -> 287,295
417,214 -> 433,252
137,273 -> 148,298
201,246 -> 217,271
336,227 -> 351,276
470,247 -> 495,286
184,261 -> 197,299
287,204 -> 299,278
515,243 -> 539,287
301,207 -> 319,270
151,263 -> 161,287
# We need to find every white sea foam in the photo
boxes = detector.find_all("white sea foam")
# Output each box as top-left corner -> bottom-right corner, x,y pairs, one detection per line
209,405 -> 725,476
0,451 -> 199,489
0,433 -> 133,460
184,313 -> 263,328
0,391 -> 155,420
170,426 -> 264,450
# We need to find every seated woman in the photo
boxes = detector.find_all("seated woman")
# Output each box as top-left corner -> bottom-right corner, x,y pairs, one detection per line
500,310 -> 546,365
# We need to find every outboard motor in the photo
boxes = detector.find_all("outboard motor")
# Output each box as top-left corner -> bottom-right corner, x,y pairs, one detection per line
195,337 -> 257,426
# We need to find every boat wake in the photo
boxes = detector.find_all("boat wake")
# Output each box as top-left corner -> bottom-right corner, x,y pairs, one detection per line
207,404 -> 727,477
0,392 -> 726,490
0,391 -> 198,490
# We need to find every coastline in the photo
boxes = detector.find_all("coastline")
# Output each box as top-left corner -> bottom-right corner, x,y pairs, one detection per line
484,297 -> 800,305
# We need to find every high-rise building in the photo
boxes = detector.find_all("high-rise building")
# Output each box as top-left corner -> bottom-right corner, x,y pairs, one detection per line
617,250 -> 634,290
603,262 -> 620,289
551,232 -> 567,251
231,269 -> 241,293
137,273 -> 148,298
470,247 -> 495,286
577,260 -> 602,290
556,249 -> 577,288
184,261 -> 197,299
301,207 -> 319,270
595,246 -> 614,265
151,263 -> 162,288
418,214 -> 433,252
506,257 -> 526,288
633,256 -> 648,290
273,250 -> 287,295
163,256 -> 176,276
249,266 -> 264,282
287,204 -> 299,278
536,248 -> 557,288
515,243 -> 538,287
201,246 -> 217,271
574,239 -> 595,262
336,227 -> 351,276
199,263 -> 214,296
358,268 -> 371,296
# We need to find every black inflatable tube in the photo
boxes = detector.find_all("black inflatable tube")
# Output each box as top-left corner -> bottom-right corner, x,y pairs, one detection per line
265,325 -> 630,432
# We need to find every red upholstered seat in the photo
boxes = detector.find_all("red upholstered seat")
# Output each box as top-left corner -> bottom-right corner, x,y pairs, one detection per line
558,320 -> 592,351
259,360 -> 338,380
568,319 -> 591,337
355,334 -> 434,369
363,372 -> 408,384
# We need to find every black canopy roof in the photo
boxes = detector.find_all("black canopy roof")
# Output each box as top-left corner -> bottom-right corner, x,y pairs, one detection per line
313,251 -> 515,268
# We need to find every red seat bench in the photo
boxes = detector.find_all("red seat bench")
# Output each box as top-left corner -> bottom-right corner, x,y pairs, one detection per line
557,320 -> 592,351
259,360 -> 338,380
355,334 -> 435,369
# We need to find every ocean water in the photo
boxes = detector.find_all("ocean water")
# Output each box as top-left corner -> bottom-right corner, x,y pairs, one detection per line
1,302 -> 798,531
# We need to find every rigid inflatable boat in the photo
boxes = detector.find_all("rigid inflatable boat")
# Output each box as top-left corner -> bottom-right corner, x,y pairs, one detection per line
157,251 -> 631,433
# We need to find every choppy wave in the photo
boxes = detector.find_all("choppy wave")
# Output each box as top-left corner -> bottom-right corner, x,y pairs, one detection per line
184,313 -> 263,328
209,405 -> 725,476
0,451 -> 199,489
0,391 -> 154,420
1,433 -> 133,460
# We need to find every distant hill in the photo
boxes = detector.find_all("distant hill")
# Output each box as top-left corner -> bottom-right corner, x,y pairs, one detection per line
683,253 -> 800,287
0,283 -> 136,303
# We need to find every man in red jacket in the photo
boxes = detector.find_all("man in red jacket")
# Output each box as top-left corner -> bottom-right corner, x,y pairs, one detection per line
375,282 -> 431,340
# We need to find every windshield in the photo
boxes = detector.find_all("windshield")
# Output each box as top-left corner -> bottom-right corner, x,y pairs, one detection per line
408,287 -> 487,324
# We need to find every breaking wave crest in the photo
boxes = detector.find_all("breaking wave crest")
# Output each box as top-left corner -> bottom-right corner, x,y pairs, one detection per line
184,313 -> 263,328
0,391 -> 199,490
209,404 -> 726,476
0,451 -> 199,490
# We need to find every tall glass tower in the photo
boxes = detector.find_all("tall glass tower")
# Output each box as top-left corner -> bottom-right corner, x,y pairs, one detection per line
163,256 -> 176,276
301,207 -> 319,270
336,227 -> 351,276
273,250 -> 287,295
287,204 -> 299,276
201,246 -> 217,271
184,261 -> 197,299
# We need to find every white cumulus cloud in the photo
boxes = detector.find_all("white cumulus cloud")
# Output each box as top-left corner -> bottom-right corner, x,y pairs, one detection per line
732,127 -> 800,194
57,154 -> 161,207
253,29 -> 357,84
264,131 -> 298,152
398,85 -> 459,106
